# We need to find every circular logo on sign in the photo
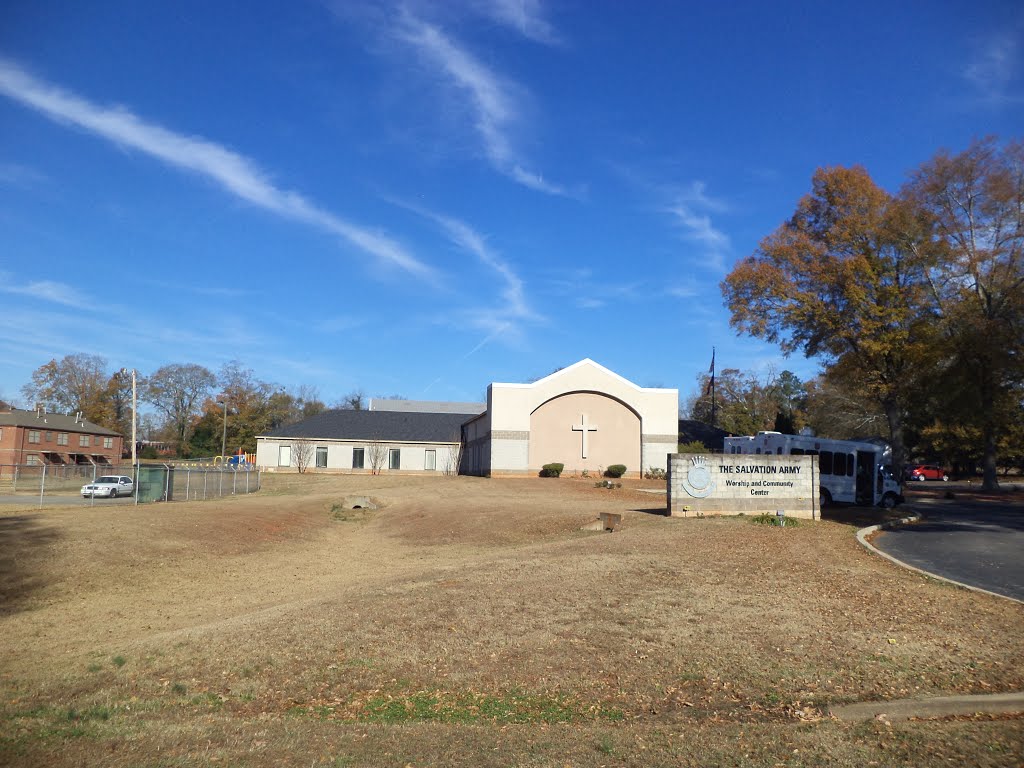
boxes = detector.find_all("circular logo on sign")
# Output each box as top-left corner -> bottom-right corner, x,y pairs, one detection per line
682,456 -> 715,498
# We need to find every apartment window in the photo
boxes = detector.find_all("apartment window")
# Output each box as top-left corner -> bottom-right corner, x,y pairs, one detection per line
352,447 -> 365,469
104,437 -> 113,449
424,449 -> 436,471
28,430 -> 41,444
46,431 -> 53,442
94,436 -> 101,446
79,435 -> 89,447
278,445 -> 292,467
316,446 -> 328,468
389,448 -> 401,470
26,454 -> 40,466
57,432 -> 69,446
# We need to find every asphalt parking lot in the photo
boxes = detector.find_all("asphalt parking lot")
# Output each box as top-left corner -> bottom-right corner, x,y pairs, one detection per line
873,492 -> 1024,601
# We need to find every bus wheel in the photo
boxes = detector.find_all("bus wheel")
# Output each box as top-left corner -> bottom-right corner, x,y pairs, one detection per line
820,488 -> 832,507
880,492 -> 898,509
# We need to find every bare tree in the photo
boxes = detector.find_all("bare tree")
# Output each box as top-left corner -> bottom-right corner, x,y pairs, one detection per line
335,389 -> 366,410
292,439 -> 315,473
443,434 -> 464,477
143,363 -> 216,455
367,441 -> 387,475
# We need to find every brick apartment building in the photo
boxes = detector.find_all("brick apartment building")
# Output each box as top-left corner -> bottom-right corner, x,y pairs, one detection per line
0,407 -> 124,467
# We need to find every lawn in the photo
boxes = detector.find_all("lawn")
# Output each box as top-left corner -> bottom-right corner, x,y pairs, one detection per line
1,474 -> 1021,766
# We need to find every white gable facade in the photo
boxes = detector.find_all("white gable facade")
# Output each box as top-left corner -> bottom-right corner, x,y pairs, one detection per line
463,359 -> 678,477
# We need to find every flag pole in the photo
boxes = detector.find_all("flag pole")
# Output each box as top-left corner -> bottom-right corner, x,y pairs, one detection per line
709,347 -> 716,431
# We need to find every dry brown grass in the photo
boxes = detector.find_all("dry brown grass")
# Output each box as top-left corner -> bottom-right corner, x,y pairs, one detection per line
1,474 -> 1021,767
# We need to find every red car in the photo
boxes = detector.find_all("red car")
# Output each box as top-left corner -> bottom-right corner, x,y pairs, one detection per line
906,464 -> 949,482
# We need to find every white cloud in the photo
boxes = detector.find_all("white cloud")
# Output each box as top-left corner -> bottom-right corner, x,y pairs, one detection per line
666,180 -> 731,270
964,27 -> 1022,105
666,281 -> 700,299
0,58 -> 434,278
668,204 -> 729,250
677,180 -> 729,213
389,197 -> 535,322
393,13 -> 568,195
0,162 -> 48,189
0,276 -> 91,309
475,0 -> 561,45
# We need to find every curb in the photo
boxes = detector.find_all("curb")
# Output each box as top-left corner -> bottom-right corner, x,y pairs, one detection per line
856,508 -> 1024,605
830,691 -> 1024,722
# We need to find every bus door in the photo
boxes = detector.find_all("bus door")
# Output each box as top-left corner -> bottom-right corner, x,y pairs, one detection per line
855,451 -> 875,504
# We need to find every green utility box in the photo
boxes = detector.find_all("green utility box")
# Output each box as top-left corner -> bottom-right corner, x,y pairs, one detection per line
136,465 -> 174,502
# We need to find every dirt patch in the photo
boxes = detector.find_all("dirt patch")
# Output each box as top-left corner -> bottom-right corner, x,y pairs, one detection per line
1,473 -> 1021,766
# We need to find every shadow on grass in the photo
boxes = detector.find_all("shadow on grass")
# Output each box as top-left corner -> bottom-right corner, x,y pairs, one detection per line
631,506 -> 669,517
0,515 -> 61,615
821,505 -> 910,528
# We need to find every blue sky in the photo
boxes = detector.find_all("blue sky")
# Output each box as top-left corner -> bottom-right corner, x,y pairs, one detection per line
1,1 -> 1022,409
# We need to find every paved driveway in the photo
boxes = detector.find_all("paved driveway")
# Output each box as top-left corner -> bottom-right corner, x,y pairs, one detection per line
0,494 -> 137,508
873,496 -> 1024,601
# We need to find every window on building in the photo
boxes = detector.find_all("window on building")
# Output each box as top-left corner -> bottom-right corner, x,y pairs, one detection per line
425,449 -> 436,471
316,446 -> 328,468
94,436 -> 101,446
26,454 -> 40,465
352,447 -> 365,469
389,448 -> 401,470
79,435 -> 90,447
278,445 -> 292,467
57,432 -> 69,445
28,430 -> 41,444
104,437 -> 113,449
46,431 -> 53,442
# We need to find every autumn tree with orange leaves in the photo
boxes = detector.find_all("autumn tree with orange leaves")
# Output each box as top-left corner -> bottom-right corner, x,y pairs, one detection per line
721,165 -> 941,472
722,139 -> 1023,489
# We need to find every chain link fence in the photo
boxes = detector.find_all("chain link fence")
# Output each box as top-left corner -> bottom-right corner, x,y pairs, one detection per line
0,463 -> 260,506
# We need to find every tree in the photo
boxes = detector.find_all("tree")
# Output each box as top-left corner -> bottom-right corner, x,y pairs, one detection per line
21,354 -> 112,425
443,433 -> 463,476
291,439 -> 315,473
802,370 -> 888,440
336,390 -> 366,410
904,138 -> 1024,490
295,385 -> 326,419
688,367 -> 808,437
105,369 -> 134,439
367,441 -> 387,474
721,165 -> 940,469
142,363 -> 216,455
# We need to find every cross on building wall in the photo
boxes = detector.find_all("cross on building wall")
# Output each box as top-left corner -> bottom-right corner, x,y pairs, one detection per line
572,413 -> 598,459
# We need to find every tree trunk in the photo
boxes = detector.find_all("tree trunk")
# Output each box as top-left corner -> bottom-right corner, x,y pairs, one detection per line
883,397 -> 907,477
980,369 -> 1000,491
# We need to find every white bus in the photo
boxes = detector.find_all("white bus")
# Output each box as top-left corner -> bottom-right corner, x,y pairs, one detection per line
723,431 -> 904,508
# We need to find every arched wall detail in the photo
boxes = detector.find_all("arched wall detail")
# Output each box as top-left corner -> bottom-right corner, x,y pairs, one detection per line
528,391 -> 641,474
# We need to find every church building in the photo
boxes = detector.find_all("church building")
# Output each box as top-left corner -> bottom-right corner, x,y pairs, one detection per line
255,359 -> 678,477
463,359 -> 678,477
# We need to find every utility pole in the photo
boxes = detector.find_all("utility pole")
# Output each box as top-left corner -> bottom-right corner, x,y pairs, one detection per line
217,399 -> 227,460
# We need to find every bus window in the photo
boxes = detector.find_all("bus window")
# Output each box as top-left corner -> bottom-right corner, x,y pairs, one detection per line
820,451 -> 834,475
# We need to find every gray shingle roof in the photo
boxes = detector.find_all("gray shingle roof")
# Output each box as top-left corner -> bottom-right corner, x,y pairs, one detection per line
0,408 -> 121,436
260,409 -> 470,443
